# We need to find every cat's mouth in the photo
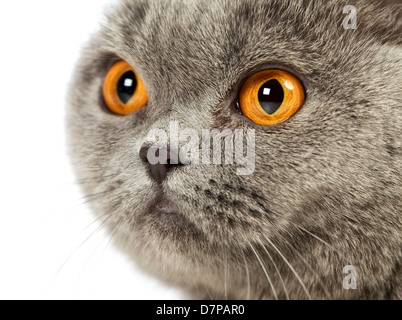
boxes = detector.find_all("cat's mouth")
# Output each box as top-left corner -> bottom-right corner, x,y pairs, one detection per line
153,197 -> 181,215
149,195 -> 194,228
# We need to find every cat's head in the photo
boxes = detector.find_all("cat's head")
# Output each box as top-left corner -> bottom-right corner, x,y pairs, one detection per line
67,0 -> 401,299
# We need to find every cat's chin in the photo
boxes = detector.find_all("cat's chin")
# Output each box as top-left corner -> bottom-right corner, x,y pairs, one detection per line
120,194 -> 217,286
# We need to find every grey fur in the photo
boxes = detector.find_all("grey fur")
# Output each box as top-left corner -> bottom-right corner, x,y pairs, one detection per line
66,0 -> 401,299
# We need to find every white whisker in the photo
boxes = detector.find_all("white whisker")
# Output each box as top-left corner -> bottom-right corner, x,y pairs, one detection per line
224,252 -> 228,300
203,283 -> 214,300
50,213 -> 113,285
290,223 -> 348,261
241,250 -> 251,300
248,242 -> 278,300
286,241 -> 332,299
257,238 -> 289,300
263,235 -> 312,300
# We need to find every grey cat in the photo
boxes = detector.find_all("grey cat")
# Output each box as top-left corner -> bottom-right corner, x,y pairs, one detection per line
66,0 -> 401,299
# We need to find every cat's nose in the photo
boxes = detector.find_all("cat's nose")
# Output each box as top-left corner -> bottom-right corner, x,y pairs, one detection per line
139,146 -> 185,184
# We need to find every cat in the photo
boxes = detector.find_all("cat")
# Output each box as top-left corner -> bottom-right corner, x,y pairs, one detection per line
66,0 -> 401,299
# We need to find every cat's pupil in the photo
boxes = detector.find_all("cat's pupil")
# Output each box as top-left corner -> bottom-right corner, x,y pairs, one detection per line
258,79 -> 284,115
117,71 -> 137,104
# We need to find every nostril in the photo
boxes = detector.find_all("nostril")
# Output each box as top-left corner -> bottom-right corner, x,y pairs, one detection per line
149,162 -> 170,185
139,146 -> 150,163
139,146 -> 185,184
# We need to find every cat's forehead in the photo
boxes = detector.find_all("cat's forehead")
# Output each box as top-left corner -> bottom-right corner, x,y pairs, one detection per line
101,0 -> 341,94
96,0 -> 397,104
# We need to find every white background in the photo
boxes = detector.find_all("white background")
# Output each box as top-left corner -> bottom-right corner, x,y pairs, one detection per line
0,0 -> 184,300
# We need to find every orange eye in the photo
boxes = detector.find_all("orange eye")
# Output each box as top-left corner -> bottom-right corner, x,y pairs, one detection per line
238,69 -> 305,125
103,60 -> 148,115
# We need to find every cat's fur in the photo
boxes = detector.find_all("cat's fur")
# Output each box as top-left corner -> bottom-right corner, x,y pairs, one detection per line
67,0 -> 401,299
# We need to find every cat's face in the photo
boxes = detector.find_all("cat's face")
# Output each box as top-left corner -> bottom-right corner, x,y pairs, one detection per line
67,0 -> 401,299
